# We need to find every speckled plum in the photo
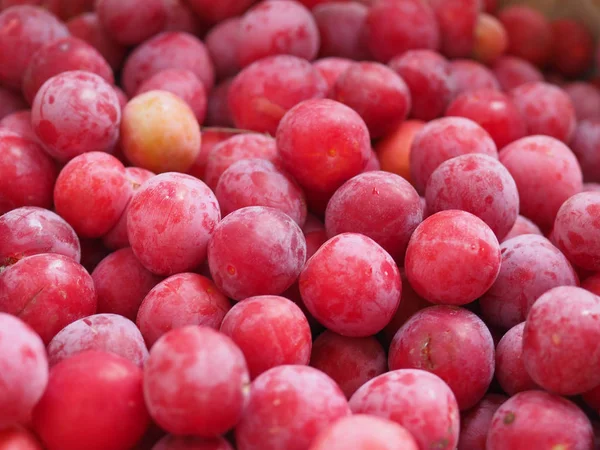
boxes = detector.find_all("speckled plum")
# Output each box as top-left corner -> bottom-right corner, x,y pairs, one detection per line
364,0 -> 439,63
47,314 -> 148,368
0,110 -> 39,142
564,83 -> 600,122
220,295 -> 312,379
0,207 -> 80,267
570,119 -> 600,183
228,55 -> 328,135
204,133 -> 279,191
0,313 -> 48,428
332,62 -> 411,138
495,322 -> 538,395
299,233 -> 401,337
405,210 -> 501,305
207,206 -> 306,301
313,2 -> 369,60
553,192 -> 600,271
127,173 -> 221,276
143,326 -> 250,437
216,159 -> 306,226
121,32 -> 215,96
0,253 -> 97,344
22,36 -> 114,105
66,12 -> 127,71
409,117 -> 498,194
349,369 -> 460,450
237,1 -> 320,68
0,132 -> 57,215
509,82 -> 576,143
276,98 -> 371,194
522,286 -> 600,395
309,331 -> 387,398
389,306 -> 495,410
458,395 -> 507,450
32,351 -> 150,450
499,135 -> 583,231
92,247 -> 162,321
429,0 -> 479,58
95,0 -> 167,46
205,18 -> 241,80
309,415 -> 419,450
0,5 -> 69,89
325,171 -> 422,263
486,391 -> 593,450
498,5 -> 552,67
501,215 -> 542,242
312,57 -> 353,94
449,60 -> 500,98
53,152 -> 131,238
137,273 -> 231,348
491,56 -> 543,92
425,154 -> 519,240
31,71 -> 121,162
102,167 -> 156,250
480,234 -> 578,330
388,50 -> 453,121
445,89 -> 526,149
235,365 -> 350,450
186,0 -> 254,24
136,69 -> 207,124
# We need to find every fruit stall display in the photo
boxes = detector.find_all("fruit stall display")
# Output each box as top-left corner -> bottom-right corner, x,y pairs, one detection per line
0,0 -> 599,449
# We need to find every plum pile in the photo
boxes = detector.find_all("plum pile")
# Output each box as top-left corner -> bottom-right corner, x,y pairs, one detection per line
1,0 -> 600,449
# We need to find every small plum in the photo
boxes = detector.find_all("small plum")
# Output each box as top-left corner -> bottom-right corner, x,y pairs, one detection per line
0,253 -> 97,344
136,69 -> 207,124
144,326 -> 250,437
137,273 -> 231,347
0,313 -> 48,428
309,415 -> 419,450
405,210 -> 501,305
349,369 -> 460,450
458,395 -> 507,450
0,206 -> 80,266
276,98 -> 371,194
235,365 -> 350,450
553,192 -> 600,271
47,314 -> 148,367
409,117 -> 498,194
480,234 -> 578,330
389,306 -> 495,410
127,173 -> 220,276
220,295 -> 312,379
31,71 -> 121,162
237,1 -> 319,67
92,247 -> 162,322
523,286 -> 600,395
121,91 -> 201,174
32,351 -> 150,450
299,233 -> 401,337
53,152 -> 130,239
495,322 -> 539,396
310,331 -> 387,399
207,207 -> 306,301
228,55 -> 327,135
486,391 -> 593,450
